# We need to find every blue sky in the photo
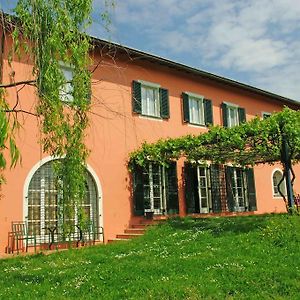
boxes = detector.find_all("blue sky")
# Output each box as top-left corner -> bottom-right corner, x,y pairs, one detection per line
1,0 -> 300,100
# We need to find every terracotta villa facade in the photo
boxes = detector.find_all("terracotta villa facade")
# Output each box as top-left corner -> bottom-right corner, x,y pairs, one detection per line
1,31 -> 300,253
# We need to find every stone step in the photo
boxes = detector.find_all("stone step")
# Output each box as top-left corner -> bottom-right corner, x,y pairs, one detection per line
107,238 -> 130,243
140,219 -> 163,225
116,233 -> 144,239
131,223 -> 150,229
124,228 -> 146,234
140,219 -> 156,225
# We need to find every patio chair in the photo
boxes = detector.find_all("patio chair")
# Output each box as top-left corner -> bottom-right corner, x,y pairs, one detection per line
11,221 -> 36,254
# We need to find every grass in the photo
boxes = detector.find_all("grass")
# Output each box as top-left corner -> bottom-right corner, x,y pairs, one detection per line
1,214 -> 300,299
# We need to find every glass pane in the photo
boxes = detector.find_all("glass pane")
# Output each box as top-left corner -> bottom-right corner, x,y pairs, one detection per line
200,177 -> 207,187
237,188 -> 243,197
189,98 -> 199,124
147,89 -> 155,116
44,177 -> 56,190
238,197 -> 244,206
28,206 -> 41,220
45,192 -> 57,205
144,187 -> 150,199
82,206 -> 91,218
229,107 -> 238,127
153,198 -> 161,209
153,187 -> 161,198
28,191 -> 41,205
28,222 -> 41,236
141,86 -> 147,114
199,167 -> 205,176
45,207 -> 57,220
200,187 -> 207,196
141,86 -> 159,117
201,198 -> 208,208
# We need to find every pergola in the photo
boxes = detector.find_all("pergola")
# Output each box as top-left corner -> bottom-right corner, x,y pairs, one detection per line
129,107 -> 300,210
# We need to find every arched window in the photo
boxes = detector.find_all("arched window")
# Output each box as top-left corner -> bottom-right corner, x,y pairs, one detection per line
26,160 -> 99,241
272,170 -> 286,197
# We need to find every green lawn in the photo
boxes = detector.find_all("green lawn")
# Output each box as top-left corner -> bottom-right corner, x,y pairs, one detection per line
1,214 -> 300,299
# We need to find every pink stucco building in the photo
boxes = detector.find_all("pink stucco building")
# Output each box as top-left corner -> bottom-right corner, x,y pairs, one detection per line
1,32 -> 299,253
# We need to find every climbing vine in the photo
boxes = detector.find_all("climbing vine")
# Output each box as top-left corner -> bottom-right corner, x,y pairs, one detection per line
129,107 -> 300,210
129,107 -> 300,169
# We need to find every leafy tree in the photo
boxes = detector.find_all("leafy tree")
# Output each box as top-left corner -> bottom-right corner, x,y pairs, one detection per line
0,0 -> 113,227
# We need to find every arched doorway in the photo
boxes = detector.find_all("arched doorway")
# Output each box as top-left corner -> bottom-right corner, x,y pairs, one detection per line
24,158 -> 102,243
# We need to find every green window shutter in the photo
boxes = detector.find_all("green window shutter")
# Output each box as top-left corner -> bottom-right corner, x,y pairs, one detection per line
210,165 -> 222,212
182,92 -> 190,122
165,162 -> 179,214
204,98 -> 213,126
132,165 -> 145,215
221,103 -> 228,127
184,162 -> 198,213
132,81 -> 142,114
245,168 -> 257,211
160,88 -> 170,119
238,107 -> 246,124
225,166 -> 235,212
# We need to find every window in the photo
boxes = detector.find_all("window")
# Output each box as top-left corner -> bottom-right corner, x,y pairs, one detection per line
222,102 -> 246,128
228,106 -> 239,127
185,164 -> 257,214
27,160 -> 99,242
143,163 -> 164,214
182,92 -> 213,126
141,85 -> 160,117
231,168 -> 246,211
184,164 -> 222,214
189,97 -> 204,125
132,162 -> 178,215
272,170 -> 286,197
225,166 -> 257,212
197,166 -> 210,213
262,112 -> 271,119
59,63 -> 74,103
132,80 -> 169,119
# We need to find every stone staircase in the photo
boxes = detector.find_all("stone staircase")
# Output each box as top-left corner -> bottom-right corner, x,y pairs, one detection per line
107,218 -> 160,243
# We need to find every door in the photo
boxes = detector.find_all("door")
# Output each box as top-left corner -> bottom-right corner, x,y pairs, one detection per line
143,163 -> 165,214
197,166 -> 211,213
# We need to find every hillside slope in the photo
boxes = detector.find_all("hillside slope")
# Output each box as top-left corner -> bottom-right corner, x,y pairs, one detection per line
1,214 -> 300,299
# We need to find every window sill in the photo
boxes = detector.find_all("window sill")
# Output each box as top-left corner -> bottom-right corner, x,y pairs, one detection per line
187,122 -> 207,128
138,115 -> 163,122
273,195 -> 286,199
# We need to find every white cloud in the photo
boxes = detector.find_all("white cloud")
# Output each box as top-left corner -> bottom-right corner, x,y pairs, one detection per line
93,0 -> 300,100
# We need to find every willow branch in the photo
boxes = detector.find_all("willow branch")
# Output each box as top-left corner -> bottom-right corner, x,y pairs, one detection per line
3,109 -> 38,117
0,79 -> 37,88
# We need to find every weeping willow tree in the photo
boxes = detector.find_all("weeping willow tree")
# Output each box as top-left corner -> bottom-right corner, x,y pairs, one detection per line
0,0 -> 113,230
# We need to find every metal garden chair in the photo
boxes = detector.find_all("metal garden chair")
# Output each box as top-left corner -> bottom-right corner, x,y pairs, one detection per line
11,221 -> 36,254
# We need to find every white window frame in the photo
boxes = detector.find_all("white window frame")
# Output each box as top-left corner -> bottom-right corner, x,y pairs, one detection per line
227,105 -> 239,128
272,169 -> 286,198
139,80 -> 161,118
59,62 -> 74,103
231,168 -> 248,211
143,163 -> 166,214
187,92 -> 205,126
25,159 -> 100,243
196,165 -> 211,213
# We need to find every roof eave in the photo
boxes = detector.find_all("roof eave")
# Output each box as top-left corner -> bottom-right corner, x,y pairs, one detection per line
91,37 -> 299,107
